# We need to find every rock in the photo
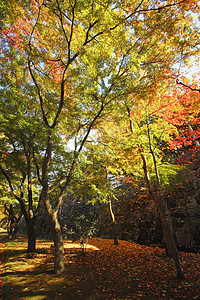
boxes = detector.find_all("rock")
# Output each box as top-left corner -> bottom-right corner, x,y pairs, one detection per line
176,225 -> 196,248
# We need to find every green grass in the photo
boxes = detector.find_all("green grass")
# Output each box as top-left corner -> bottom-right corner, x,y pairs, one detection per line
0,231 -> 200,299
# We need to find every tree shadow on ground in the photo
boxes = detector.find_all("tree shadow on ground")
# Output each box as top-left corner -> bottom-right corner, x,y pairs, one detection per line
2,234 -> 106,300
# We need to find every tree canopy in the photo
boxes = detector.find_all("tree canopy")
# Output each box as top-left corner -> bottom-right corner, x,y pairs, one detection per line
0,0 -> 199,276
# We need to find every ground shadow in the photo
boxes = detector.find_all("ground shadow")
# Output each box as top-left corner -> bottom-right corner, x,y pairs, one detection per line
1,233 -> 106,300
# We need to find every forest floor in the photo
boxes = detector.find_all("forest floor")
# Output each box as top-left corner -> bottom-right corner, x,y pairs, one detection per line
0,230 -> 199,299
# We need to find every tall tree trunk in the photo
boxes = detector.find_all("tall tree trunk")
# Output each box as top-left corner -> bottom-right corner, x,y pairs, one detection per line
51,211 -> 65,275
145,107 -> 184,279
27,212 -> 36,253
41,134 -> 65,274
160,208 -> 184,279
108,196 -> 118,245
112,221 -> 118,246
18,198 -> 37,253
6,204 -> 16,239
12,220 -> 21,239
141,152 -> 185,279
43,195 -> 65,274
126,105 -> 184,279
7,216 -> 22,240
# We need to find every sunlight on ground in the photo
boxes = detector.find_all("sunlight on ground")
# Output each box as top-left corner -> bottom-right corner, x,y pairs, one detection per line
19,296 -> 46,300
64,240 -> 100,251
1,233 -> 200,300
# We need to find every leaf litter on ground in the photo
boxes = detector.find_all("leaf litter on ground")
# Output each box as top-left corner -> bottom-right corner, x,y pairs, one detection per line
0,231 -> 199,299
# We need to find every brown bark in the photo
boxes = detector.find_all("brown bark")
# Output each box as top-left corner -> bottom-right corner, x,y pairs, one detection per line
112,221 -> 118,246
43,202 -> 65,274
108,196 -> 118,245
141,152 -> 185,279
27,213 -> 36,253
140,107 -> 184,279
159,207 -> 185,279
6,204 -> 22,240
0,156 -> 39,252
40,134 -> 65,274
126,106 -> 184,277
51,212 -> 65,274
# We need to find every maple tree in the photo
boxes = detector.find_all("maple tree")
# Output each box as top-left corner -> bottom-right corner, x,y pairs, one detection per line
103,44 -> 200,280
150,72 -> 200,168
1,0 -> 132,273
1,0 -> 199,276
0,42 -> 71,251
155,79 -> 200,149
0,68 -> 48,251
95,95 -> 185,278
76,145 -> 121,245
141,110 -> 185,279
94,57 -> 199,280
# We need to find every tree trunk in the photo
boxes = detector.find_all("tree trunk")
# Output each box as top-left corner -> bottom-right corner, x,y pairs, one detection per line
41,135 -> 65,274
112,221 -> 118,246
126,105 -> 184,279
12,221 -> 20,239
27,215 -> 36,253
51,212 -> 65,275
7,218 -> 21,240
140,152 -> 185,279
108,196 -> 118,245
6,204 -> 22,240
158,205 -> 185,279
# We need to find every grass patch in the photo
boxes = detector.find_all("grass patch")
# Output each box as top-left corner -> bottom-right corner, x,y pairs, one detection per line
0,232 -> 200,299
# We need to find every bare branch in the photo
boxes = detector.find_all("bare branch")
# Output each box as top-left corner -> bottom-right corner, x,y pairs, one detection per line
83,20 -> 99,45
137,0 -> 186,13
68,0 -> 76,52
40,134 -> 53,214
55,0 -> 69,45
32,147 -> 42,184
110,0 -> 186,31
28,58 -> 50,128
35,194 -> 43,216
28,1 -> 43,50
176,79 -> 200,93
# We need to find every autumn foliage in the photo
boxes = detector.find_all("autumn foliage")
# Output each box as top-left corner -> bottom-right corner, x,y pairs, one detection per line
0,0 -> 200,280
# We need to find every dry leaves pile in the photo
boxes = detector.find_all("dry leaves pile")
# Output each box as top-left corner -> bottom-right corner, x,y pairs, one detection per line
67,238 -> 200,299
0,234 -> 199,299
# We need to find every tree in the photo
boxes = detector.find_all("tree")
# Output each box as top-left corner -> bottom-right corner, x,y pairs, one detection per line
94,80 -> 189,279
1,0 -> 130,273
143,106 -> 185,279
1,0 -> 199,274
4,203 -> 22,239
75,145 -> 120,246
0,85 -> 47,251
0,44 -> 67,251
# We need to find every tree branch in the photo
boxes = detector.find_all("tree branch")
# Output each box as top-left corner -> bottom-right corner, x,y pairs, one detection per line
0,165 -> 28,222
176,79 -> 200,93
32,147 -> 42,184
28,58 -> 50,127
0,164 -> 15,196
